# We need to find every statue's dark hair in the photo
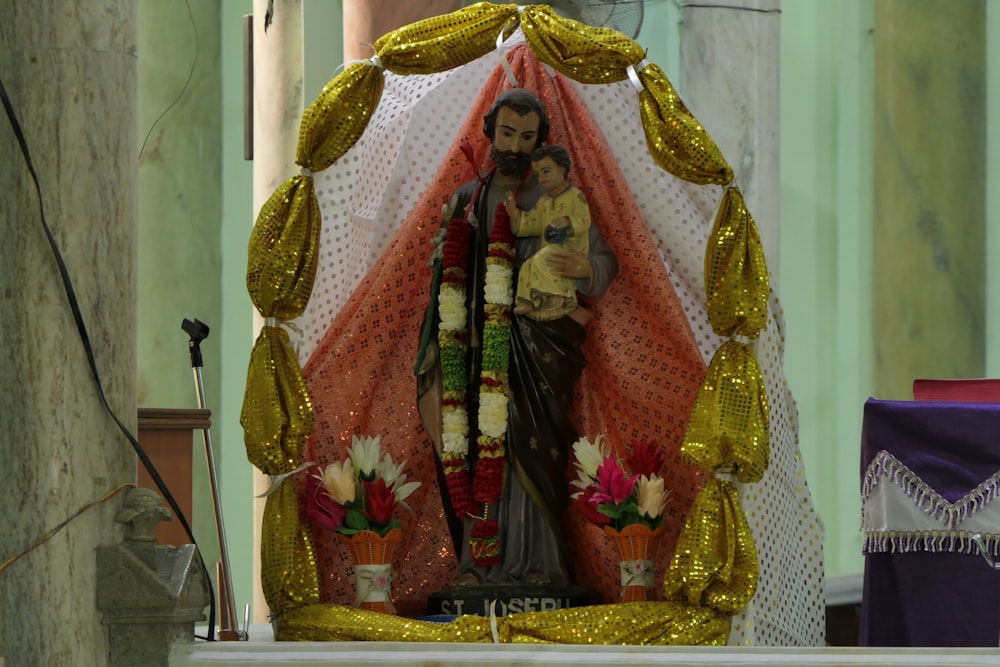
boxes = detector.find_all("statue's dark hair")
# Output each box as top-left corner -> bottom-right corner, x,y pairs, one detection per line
530,144 -> 571,175
482,88 -> 551,146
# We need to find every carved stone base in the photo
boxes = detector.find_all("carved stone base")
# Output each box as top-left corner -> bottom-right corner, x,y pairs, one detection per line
426,584 -> 599,618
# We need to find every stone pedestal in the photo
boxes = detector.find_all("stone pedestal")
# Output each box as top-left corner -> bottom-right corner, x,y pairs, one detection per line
97,488 -> 210,667
97,542 -> 209,667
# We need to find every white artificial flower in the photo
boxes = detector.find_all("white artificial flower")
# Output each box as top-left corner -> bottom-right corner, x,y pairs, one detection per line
569,466 -> 593,491
484,264 -> 514,305
477,391 -> 509,438
573,434 -> 608,479
438,285 -> 467,331
377,452 -> 405,488
318,459 -> 355,505
347,435 -> 381,477
442,432 -> 468,455
442,407 -> 469,455
392,479 -> 421,504
636,474 -> 669,520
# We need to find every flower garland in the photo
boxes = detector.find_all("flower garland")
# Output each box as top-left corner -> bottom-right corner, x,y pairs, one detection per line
437,190 -> 515,568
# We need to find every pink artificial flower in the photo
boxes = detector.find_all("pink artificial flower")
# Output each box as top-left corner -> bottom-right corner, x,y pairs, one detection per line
573,486 -> 612,527
303,469 -> 348,531
625,438 -> 664,478
590,456 -> 638,506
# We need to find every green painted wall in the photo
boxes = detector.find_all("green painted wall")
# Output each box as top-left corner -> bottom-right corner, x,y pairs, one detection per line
780,1 -> 874,579
137,0 -> 225,597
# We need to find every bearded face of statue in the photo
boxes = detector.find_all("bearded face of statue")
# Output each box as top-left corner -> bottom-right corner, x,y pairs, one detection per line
490,106 -> 541,177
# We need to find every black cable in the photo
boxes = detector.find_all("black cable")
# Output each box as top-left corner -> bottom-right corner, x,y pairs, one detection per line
0,74 -> 218,641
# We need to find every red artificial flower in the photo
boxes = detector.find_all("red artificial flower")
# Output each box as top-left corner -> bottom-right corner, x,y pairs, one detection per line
491,203 -> 514,244
302,469 -> 347,531
362,478 -> 396,526
442,218 -> 473,273
472,457 -> 504,503
470,519 -> 501,566
591,456 -> 638,505
445,468 -> 476,518
442,270 -> 467,286
488,245 -> 515,263
573,486 -> 612,527
625,438 -> 664,478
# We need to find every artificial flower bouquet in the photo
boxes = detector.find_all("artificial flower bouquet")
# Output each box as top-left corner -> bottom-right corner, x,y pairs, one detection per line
303,435 -> 421,537
570,434 -> 670,530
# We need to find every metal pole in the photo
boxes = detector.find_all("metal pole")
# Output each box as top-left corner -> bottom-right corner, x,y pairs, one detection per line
183,318 -> 247,641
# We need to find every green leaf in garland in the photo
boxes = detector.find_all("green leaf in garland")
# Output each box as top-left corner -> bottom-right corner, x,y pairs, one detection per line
439,344 -> 467,391
482,323 -> 510,371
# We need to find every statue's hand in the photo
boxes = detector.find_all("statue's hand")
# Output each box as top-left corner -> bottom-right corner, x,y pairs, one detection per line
442,194 -> 459,223
504,191 -> 519,221
545,246 -> 592,280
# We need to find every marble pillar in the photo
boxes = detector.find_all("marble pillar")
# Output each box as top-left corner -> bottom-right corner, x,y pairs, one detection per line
872,0 -> 986,399
251,0 -> 305,624
342,0 -> 460,62
0,2 -> 137,665
680,0 -> 781,276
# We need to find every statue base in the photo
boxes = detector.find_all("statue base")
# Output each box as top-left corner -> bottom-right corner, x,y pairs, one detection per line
426,583 -> 599,618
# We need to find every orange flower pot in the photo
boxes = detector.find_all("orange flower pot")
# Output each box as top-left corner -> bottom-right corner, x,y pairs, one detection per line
603,523 -> 665,602
338,528 -> 403,614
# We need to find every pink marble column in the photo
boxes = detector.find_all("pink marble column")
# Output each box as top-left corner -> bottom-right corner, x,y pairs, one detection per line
342,0 -> 460,61
680,0 -> 780,277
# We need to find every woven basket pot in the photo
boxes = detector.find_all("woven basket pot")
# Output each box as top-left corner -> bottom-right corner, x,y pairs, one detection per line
603,523 -> 666,602
338,528 -> 404,614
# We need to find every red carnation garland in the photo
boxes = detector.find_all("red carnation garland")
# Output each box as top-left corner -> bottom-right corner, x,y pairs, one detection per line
436,189 -> 517,567
437,209 -> 476,522
466,201 -> 515,559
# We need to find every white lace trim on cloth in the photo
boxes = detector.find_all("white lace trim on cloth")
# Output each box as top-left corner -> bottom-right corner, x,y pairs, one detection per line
861,449 -> 1000,556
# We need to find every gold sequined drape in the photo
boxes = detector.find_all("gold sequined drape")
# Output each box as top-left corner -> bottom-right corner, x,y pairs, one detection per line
662,187 -> 771,618
243,173 -> 322,612
243,1 -> 770,642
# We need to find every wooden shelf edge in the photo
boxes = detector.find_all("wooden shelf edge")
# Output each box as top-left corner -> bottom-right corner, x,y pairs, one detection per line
138,407 -> 212,430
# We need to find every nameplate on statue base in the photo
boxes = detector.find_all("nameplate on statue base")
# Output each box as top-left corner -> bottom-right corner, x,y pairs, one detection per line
426,584 -> 599,618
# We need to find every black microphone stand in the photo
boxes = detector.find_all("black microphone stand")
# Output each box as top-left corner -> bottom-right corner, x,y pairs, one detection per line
182,318 -> 248,641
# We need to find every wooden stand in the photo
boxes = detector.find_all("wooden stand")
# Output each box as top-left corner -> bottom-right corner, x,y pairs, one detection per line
137,407 -> 211,546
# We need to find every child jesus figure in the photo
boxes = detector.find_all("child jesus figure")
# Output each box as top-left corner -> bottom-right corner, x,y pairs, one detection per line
504,144 -> 592,320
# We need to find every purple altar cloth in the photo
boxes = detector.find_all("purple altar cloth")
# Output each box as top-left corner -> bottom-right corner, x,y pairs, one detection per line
860,398 -> 1000,647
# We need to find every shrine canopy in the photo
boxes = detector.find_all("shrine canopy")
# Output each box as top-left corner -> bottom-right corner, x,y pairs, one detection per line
241,2 -> 824,647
